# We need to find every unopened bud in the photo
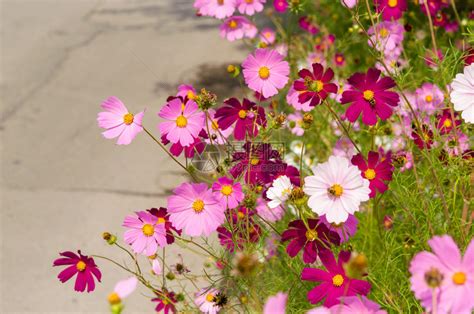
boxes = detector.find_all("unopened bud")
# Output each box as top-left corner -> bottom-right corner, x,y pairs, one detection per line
303,113 -> 314,126
227,64 -> 236,73
166,272 -> 175,280
102,232 -> 117,245
176,293 -> 185,302
275,114 -> 286,126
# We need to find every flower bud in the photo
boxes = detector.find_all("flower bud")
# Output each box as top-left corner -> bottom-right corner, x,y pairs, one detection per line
176,293 -> 185,302
103,232 -> 117,245
302,113 -> 314,127
166,272 -> 176,280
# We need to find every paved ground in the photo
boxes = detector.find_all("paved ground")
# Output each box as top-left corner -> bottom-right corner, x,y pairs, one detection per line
0,0 -> 245,312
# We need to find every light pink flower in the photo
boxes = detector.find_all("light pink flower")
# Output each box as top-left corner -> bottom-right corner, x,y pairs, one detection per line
177,84 -> 197,100
242,48 -> 290,98
287,85 -> 313,112
212,176 -> 244,209
307,51 -> 327,68
158,98 -> 205,147
263,292 -> 287,314
152,259 -> 162,276
368,21 -> 404,55
256,197 -> 285,222
415,82 -> 444,114
167,182 -> 225,237
220,16 -> 257,41
195,288 -> 222,314
259,27 -> 276,45
204,109 -> 233,144
341,0 -> 357,8
97,96 -> 144,145
123,211 -> 168,256
288,112 -> 304,136
109,277 -> 138,303
332,138 -> 356,159
195,0 -> 236,19
237,0 -> 265,15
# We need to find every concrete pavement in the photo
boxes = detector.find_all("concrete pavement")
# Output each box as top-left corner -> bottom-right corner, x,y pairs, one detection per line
1,0 -> 245,312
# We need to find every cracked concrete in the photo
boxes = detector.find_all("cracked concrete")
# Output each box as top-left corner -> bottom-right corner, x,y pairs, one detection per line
1,0 -> 245,312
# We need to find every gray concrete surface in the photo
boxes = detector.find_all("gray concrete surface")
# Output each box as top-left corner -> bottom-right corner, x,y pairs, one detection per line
0,0 -> 245,312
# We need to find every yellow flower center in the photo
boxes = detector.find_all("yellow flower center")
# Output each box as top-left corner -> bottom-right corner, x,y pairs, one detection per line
157,217 -> 166,224
364,168 -> 376,180
363,90 -> 375,101
388,0 -> 397,7
425,95 -> 433,102
311,80 -> 324,92
237,211 -> 245,219
328,184 -> 343,197
108,292 -> 121,305
332,274 -> 344,287
162,299 -> 169,305
176,115 -> 188,128
258,66 -> 270,79
206,293 -> 215,302
443,119 -> 452,128
379,28 -> 389,38
336,56 -> 343,62
452,272 -> 466,285
238,109 -> 248,119
211,120 -> 219,131
250,158 -> 260,165
187,90 -> 196,100
192,199 -> 205,213
76,261 -> 87,272
123,113 -> 134,125
305,229 -> 318,241
221,185 -> 233,196
228,20 -> 238,29
142,224 -> 155,236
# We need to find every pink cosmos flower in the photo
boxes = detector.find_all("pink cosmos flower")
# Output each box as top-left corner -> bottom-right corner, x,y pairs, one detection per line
194,288 -> 222,314
341,68 -> 400,126
307,51 -> 327,68
167,182 -> 225,237
273,0 -> 288,12
97,96 -> 144,145
53,250 -> 101,293
176,84 -> 197,100
302,250 -> 371,307
161,133 -> 206,158
152,259 -> 162,276
256,197 -> 285,222
242,48 -> 290,98
415,82 -> 444,114
444,132 -> 469,157
212,176 -> 244,209
108,277 -> 138,305
204,109 -> 233,144
351,151 -> 394,198
341,0 -> 357,8
287,85 -> 313,112
330,296 -> 387,313
288,112 -> 304,136
319,214 -> 358,244
158,98 -> 205,147
259,27 -> 276,45
123,211 -> 168,256
195,0 -> 236,19
263,292 -> 287,314
332,138 -> 356,159
220,16 -> 257,41
375,0 -> 407,20
392,150 -> 413,172
409,235 -> 474,313
368,21 -> 404,54
237,0 -> 265,16
215,97 -> 266,140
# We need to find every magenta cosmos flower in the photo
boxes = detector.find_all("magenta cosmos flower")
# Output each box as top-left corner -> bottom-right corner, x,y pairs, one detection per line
341,68 -> 400,125
351,151 -> 393,198
159,98 -> 205,147
273,0 -> 288,12
194,0 -> 236,19
437,109 -> 460,135
215,97 -> 266,140
53,250 -> 102,292
302,250 -> 371,307
147,207 -> 181,244
375,0 -> 407,20
293,63 -> 338,107
281,219 -> 340,264
242,48 -> 290,98
167,182 -> 225,237
220,16 -> 257,41
409,235 -> 474,313
123,211 -> 168,256
237,0 -> 265,15
97,96 -> 144,145
212,176 -> 244,209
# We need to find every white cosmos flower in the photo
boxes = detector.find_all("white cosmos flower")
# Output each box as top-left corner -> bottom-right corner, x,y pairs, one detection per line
303,156 -> 370,224
450,63 -> 474,124
266,175 -> 293,209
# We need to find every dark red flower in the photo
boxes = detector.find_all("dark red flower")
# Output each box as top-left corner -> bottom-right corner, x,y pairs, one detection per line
351,151 -> 393,198
152,290 -> 177,313
411,124 -> 434,149
301,250 -> 371,307
215,98 -> 266,141
53,250 -> 101,293
147,207 -> 182,244
436,109 -> 460,135
334,53 -> 345,66
281,219 -> 340,264
229,142 -> 283,184
299,16 -> 319,34
293,63 -> 338,107
341,68 -> 400,126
